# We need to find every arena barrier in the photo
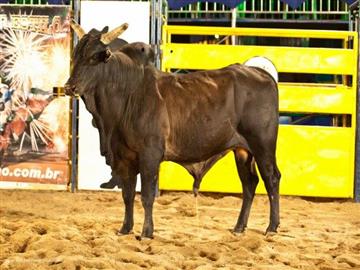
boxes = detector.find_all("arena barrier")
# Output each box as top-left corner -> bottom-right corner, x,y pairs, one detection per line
159,25 -> 358,198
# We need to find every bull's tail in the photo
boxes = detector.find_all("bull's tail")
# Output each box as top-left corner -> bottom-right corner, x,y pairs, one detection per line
244,56 -> 278,83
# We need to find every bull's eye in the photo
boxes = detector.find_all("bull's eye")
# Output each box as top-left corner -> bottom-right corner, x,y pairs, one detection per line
90,51 -> 108,64
92,53 -> 99,61
98,51 -> 108,61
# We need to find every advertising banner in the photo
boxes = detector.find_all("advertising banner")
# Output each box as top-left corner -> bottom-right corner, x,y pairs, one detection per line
0,5 -> 71,188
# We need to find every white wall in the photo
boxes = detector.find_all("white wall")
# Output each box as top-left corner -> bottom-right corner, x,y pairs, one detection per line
78,1 -> 149,190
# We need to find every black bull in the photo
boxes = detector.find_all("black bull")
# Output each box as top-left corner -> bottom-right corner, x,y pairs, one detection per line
65,22 -> 281,238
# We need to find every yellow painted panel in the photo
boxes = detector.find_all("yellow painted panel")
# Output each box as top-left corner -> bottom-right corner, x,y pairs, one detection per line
278,83 -> 356,114
163,25 -> 357,40
160,26 -> 357,199
276,126 -> 354,197
162,44 -> 356,75
159,126 -> 354,198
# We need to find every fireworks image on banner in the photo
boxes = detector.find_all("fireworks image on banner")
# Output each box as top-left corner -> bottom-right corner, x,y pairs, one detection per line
0,8 -> 70,160
1,28 -> 49,92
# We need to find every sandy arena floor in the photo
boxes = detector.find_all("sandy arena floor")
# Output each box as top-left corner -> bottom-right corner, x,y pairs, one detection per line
0,189 -> 360,270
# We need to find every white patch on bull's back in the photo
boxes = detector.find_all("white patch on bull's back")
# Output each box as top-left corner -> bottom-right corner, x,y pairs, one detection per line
244,56 -> 278,83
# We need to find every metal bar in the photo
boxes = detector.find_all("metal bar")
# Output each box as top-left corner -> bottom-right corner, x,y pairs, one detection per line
355,14 -> 360,202
165,0 -> 168,25
70,97 -> 78,193
156,0 -> 163,69
163,25 -> 356,39
320,0 -> 323,12
348,3 -> 353,31
161,0 -> 168,71
231,8 -> 236,45
151,0 -> 156,46
155,0 -> 163,196
69,0 -> 81,193
168,10 -> 348,15
284,1 -> 288,20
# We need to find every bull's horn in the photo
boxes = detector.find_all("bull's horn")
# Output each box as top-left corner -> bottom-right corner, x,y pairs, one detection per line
70,19 -> 85,39
100,23 -> 128,45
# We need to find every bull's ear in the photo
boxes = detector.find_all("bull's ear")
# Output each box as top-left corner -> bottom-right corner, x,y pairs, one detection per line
100,49 -> 112,63
101,26 -> 109,33
149,45 -> 156,63
105,49 -> 112,62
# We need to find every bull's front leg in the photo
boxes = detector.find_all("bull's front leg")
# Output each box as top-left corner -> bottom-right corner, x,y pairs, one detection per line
115,159 -> 138,234
118,173 -> 137,234
139,149 -> 162,239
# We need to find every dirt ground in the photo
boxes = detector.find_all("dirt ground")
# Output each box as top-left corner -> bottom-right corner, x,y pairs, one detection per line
0,189 -> 359,270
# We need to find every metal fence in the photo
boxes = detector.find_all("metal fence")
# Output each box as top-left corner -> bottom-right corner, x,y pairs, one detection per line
4,0 -> 351,22
167,0 -> 350,22
2,0 -> 147,4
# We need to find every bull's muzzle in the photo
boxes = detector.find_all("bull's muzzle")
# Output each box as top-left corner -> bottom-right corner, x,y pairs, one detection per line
64,83 -> 76,96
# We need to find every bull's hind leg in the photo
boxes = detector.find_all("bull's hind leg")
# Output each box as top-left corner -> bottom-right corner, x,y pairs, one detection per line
252,146 -> 281,234
118,174 -> 137,234
233,148 -> 259,233
263,161 -> 281,233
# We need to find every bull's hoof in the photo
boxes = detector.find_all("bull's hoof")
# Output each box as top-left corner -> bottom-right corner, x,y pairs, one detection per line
100,181 -> 118,189
100,175 -> 122,189
100,177 -> 121,189
265,231 -> 277,237
141,227 -> 154,239
232,225 -> 246,234
140,233 -> 154,239
117,227 -> 133,235
265,223 -> 279,235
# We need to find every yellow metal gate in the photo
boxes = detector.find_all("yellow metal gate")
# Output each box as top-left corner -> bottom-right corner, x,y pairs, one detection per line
158,25 -> 358,198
